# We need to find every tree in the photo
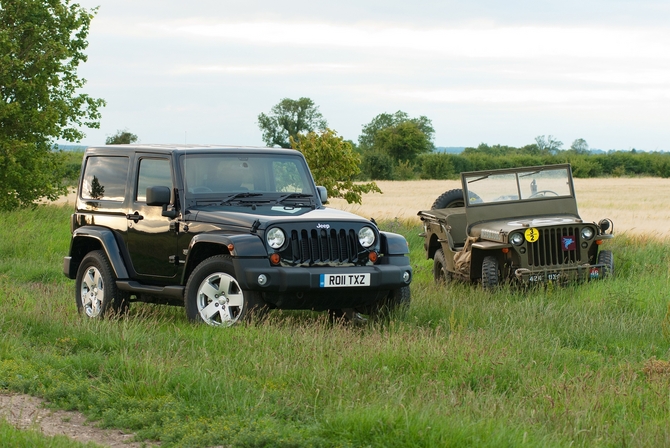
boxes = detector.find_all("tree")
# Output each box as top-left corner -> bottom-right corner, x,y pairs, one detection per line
106,129 -> 138,145
358,111 -> 434,151
258,97 -> 327,148
290,129 -> 381,204
570,138 -> 589,154
373,120 -> 433,164
534,135 -> 563,154
0,0 -> 105,210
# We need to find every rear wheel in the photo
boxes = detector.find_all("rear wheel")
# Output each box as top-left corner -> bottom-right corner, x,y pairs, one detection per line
75,250 -> 129,318
433,248 -> 452,284
481,256 -> 500,290
185,255 -> 266,326
597,250 -> 614,278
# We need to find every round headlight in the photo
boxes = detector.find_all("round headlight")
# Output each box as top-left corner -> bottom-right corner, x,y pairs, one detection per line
267,228 -> 286,249
581,227 -> 594,240
358,226 -> 376,248
510,233 -> 524,246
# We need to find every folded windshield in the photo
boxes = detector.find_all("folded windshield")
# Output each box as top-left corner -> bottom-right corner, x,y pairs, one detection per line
464,167 -> 572,205
181,154 -> 315,202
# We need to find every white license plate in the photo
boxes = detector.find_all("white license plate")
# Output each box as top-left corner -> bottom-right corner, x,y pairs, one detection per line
320,273 -> 370,288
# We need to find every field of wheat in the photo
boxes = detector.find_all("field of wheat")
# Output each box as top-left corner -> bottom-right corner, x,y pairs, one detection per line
328,177 -> 670,239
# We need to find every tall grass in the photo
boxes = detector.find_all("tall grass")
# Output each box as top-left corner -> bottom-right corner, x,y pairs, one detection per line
1,206 -> 670,446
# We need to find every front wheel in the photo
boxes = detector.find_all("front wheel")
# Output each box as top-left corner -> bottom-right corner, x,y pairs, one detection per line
185,255 -> 265,326
481,256 -> 500,290
75,250 -> 129,318
597,250 -> 614,278
433,248 -> 452,284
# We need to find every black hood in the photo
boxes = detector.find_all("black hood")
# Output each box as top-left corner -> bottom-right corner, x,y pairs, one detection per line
186,205 -> 371,231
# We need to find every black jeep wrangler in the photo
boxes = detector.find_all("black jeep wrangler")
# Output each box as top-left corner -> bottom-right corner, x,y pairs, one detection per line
63,145 -> 412,326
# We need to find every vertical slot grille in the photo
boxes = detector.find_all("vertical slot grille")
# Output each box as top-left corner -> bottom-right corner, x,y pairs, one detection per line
286,227 -> 360,264
527,226 -> 582,267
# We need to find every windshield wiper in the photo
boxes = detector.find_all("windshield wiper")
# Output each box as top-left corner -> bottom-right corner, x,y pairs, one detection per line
519,170 -> 542,178
274,193 -> 313,204
467,175 -> 489,184
220,192 -> 263,204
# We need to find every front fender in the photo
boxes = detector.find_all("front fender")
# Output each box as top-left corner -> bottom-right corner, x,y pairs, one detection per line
182,232 -> 268,284
187,232 -> 268,257
380,231 -> 410,255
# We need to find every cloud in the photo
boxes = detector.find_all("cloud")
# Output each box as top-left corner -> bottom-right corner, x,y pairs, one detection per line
141,20 -> 670,60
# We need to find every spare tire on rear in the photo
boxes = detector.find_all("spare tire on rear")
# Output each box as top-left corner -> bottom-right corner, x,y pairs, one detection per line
431,189 -> 466,209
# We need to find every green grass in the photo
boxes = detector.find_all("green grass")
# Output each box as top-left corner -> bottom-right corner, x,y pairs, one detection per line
2,205 -> 670,446
0,419 -> 102,447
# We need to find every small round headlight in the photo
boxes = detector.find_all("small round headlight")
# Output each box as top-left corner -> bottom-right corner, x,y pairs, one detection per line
581,227 -> 594,240
358,226 -> 375,248
267,228 -> 286,249
510,233 -> 524,246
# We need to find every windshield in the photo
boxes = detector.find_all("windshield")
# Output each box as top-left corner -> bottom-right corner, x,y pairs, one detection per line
181,154 -> 315,200
464,167 -> 572,205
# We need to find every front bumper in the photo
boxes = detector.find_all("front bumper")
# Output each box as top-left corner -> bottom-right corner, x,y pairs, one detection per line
232,255 -> 412,292
514,263 -> 607,283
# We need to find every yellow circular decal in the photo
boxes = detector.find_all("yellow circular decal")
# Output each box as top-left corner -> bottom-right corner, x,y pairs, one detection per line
524,228 -> 540,243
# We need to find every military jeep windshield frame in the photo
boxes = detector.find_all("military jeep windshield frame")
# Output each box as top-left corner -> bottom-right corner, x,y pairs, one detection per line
462,164 -> 580,225
464,166 -> 573,205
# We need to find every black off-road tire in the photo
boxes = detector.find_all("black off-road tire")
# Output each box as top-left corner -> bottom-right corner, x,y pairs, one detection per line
431,189 -> 482,209
75,250 -> 129,318
431,189 -> 467,209
185,255 -> 266,326
481,256 -> 500,290
597,250 -> 614,278
433,248 -> 452,284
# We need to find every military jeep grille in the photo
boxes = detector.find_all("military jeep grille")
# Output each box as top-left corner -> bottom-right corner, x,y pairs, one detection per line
527,226 -> 583,267
285,228 -> 361,264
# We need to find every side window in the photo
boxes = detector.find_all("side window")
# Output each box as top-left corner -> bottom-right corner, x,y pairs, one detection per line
136,158 -> 172,202
81,156 -> 130,201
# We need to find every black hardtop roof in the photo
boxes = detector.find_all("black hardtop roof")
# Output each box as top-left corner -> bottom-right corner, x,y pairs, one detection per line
84,144 -> 302,156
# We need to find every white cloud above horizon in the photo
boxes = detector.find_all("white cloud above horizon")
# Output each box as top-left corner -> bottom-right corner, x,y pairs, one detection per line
68,0 -> 670,151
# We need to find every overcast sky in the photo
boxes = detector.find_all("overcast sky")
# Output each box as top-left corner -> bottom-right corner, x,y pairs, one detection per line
69,0 -> 670,151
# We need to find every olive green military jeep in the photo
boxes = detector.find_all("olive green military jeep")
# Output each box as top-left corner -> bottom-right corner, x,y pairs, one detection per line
418,164 -> 614,288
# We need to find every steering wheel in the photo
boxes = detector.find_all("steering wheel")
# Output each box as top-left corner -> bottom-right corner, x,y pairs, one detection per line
529,190 -> 558,198
192,186 -> 213,193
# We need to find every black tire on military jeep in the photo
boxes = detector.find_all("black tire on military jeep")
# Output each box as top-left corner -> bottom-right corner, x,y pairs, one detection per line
597,250 -> 614,278
75,250 -> 129,318
185,255 -> 266,326
433,248 -> 452,284
481,256 -> 500,290
431,189 -> 481,209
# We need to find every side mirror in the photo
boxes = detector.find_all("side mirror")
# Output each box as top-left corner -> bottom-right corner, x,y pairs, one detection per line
146,186 -> 177,218
316,186 -> 328,204
146,186 -> 171,206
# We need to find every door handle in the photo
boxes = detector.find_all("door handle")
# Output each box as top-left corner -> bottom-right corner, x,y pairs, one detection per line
126,212 -> 144,223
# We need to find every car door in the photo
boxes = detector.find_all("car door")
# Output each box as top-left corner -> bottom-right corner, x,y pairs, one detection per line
126,155 -> 179,279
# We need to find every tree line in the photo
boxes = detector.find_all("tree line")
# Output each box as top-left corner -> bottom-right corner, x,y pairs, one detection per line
2,0 -> 668,210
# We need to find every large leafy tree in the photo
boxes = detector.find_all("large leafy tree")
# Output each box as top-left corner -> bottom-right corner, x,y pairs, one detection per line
358,110 -> 434,151
373,120 -> 433,164
290,129 -> 381,204
0,0 -> 105,210
258,97 -> 327,148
